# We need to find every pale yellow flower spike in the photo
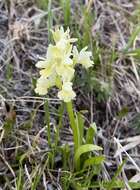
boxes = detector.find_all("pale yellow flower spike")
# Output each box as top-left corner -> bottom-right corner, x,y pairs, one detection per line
35,26 -> 94,102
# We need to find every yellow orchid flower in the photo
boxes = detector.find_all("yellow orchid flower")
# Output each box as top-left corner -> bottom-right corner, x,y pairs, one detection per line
36,60 -> 49,68
39,66 -> 53,78
58,82 -> 76,102
56,64 -> 74,82
51,26 -> 66,43
73,46 -> 94,68
35,76 -> 55,95
51,26 -> 77,44
37,60 -> 54,78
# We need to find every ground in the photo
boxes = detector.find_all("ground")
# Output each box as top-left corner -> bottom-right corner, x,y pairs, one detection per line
0,0 -> 140,189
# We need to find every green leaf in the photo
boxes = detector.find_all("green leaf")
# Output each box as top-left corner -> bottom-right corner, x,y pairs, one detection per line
124,48 -> 140,59
47,0 -> 53,42
31,158 -> 48,190
86,123 -> 97,144
83,156 -> 105,169
16,166 -> 24,190
107,159 -> 126,190
66,101 -> 81,151
44,100 -> 51,146
55,102 -> 64,147
31,168 -> 42,190
84,180 -> 140,189
74,144 -> 102,171
61,144 -> 70,170
124,25 -> 140,52
6,64 -> 13,80
76,112 -> 85,145
60,0 -> 71,26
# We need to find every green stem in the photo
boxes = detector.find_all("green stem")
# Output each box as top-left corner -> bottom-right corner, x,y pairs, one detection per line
66,101 -> 80,151
55,102 -> 64,147
44,100 -> 51,147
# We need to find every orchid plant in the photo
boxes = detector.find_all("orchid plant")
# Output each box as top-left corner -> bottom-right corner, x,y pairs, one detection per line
35,27 -> 103,171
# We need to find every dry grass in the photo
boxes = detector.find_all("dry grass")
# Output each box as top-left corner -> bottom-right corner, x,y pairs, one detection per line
0,0 -> 140,189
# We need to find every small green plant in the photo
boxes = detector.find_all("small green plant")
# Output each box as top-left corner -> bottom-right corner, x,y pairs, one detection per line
35,26 -> 103,177
60,0 -> 71,26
